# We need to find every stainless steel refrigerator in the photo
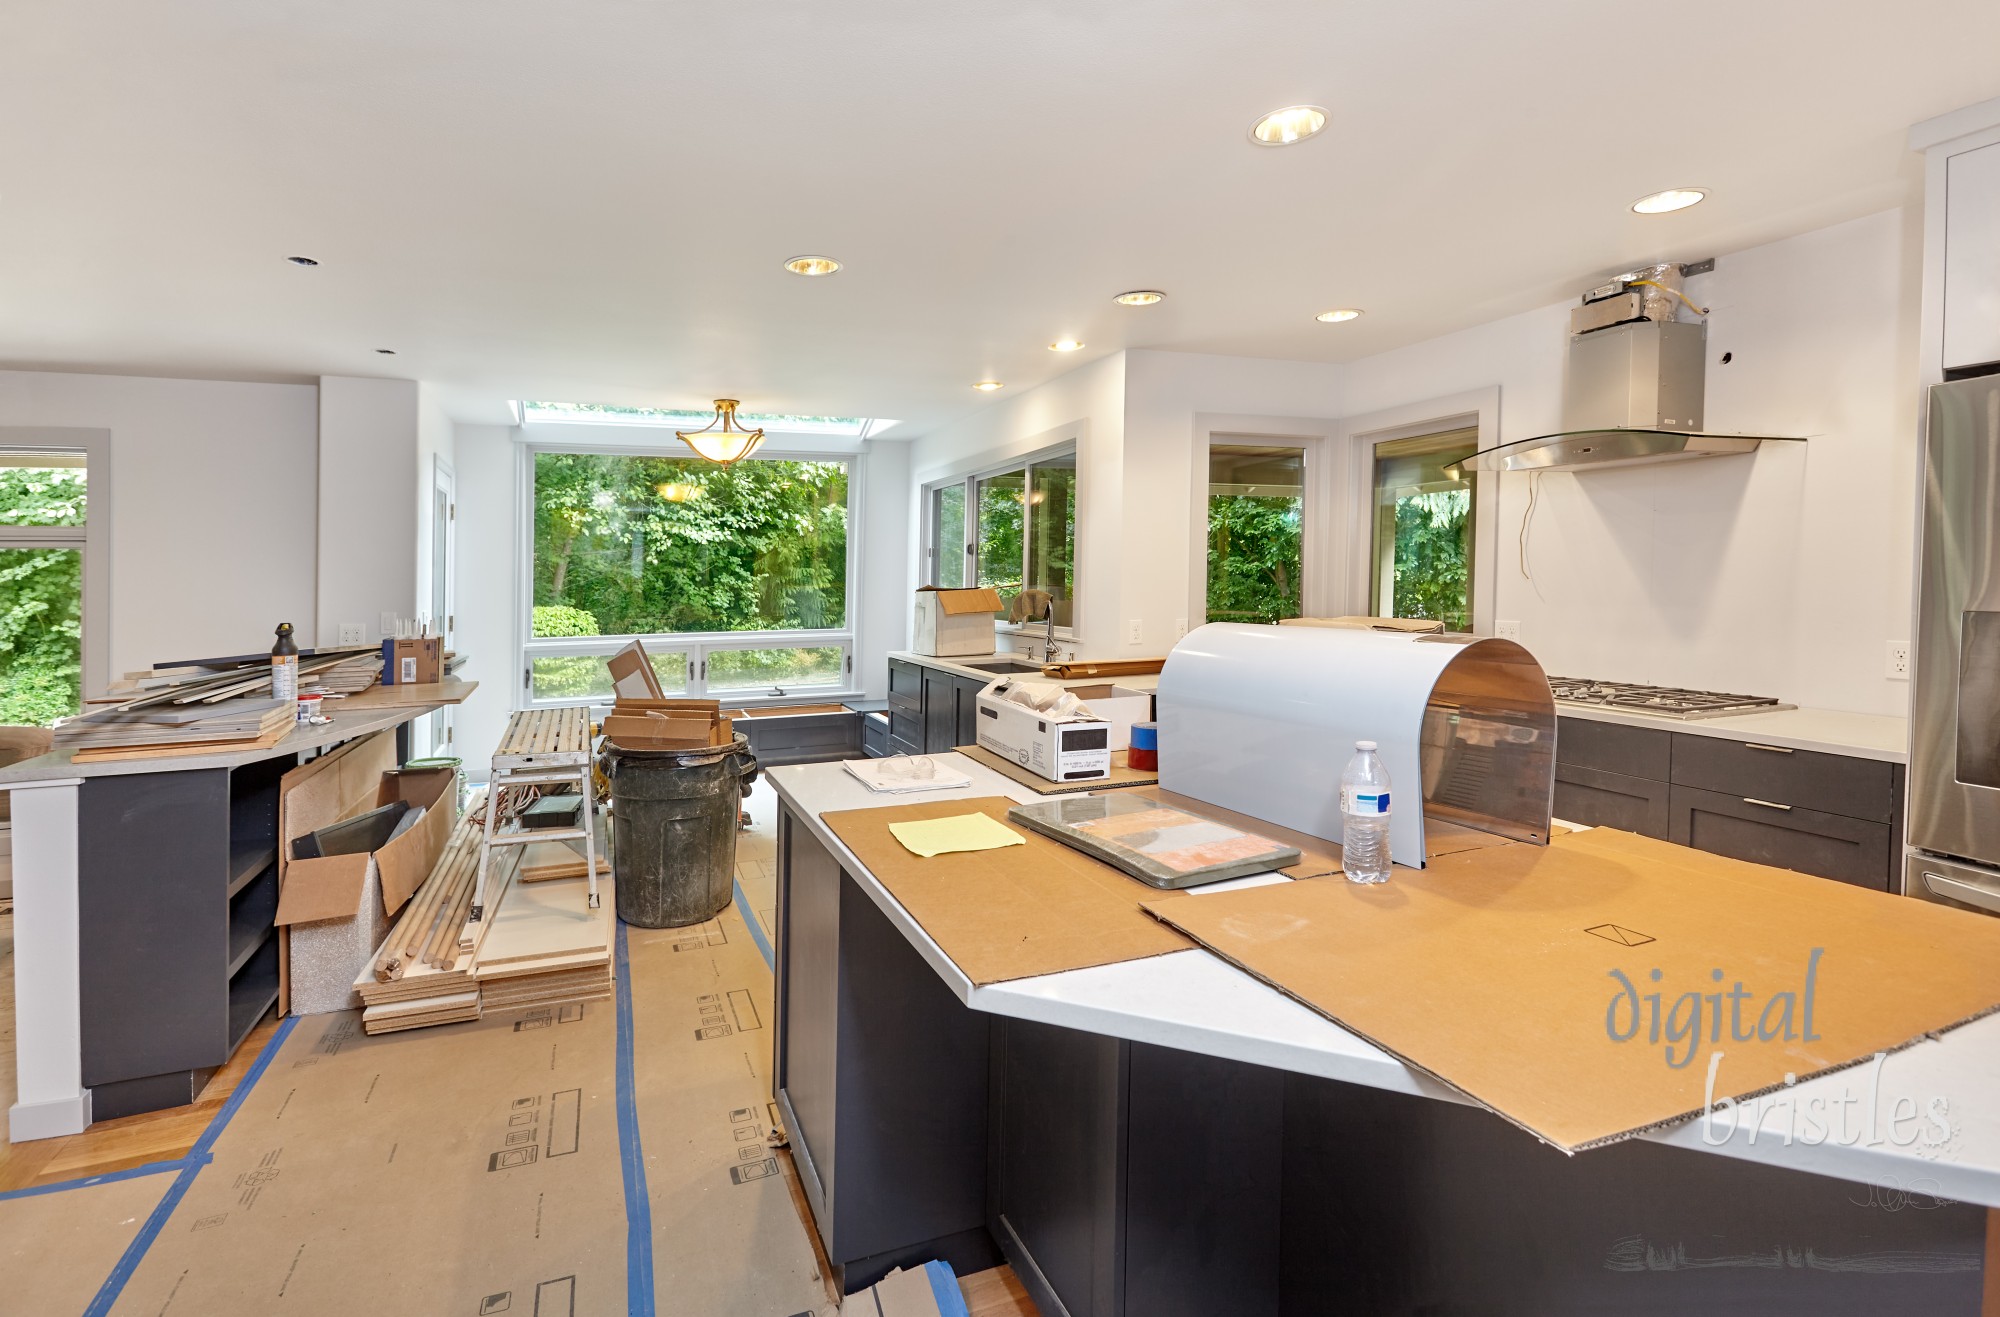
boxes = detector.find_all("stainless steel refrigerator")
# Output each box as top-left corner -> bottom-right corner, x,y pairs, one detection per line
1909,373 -> 2000,916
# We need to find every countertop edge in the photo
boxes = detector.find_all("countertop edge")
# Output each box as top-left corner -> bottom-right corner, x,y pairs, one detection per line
1556,702 -> 1909,763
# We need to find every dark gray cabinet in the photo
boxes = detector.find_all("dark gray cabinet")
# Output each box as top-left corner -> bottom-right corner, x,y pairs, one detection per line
772,802 -> 997,1291
1555,716 -> 1902,891
887,659 -> 924,756
890,659 -> 991,755
954,676 -> 984,747
921,667 -> 958,754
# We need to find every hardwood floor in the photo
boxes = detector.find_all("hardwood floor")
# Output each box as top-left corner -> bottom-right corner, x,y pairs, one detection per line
961,1265 -> 1039,1316
0,909 -> 281,1193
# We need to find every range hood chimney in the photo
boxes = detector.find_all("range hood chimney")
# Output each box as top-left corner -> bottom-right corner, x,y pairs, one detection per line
1449,275 -> 1804,477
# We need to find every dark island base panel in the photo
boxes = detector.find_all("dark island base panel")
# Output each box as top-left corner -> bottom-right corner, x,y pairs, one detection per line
774,803 -> 1989,1316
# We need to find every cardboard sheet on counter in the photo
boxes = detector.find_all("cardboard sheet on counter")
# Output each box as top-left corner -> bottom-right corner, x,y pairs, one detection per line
821,795 -> 1194,984
1143,827 -> 2000,1153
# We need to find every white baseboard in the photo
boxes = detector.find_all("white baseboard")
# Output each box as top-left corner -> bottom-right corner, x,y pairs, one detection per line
8,1090 -> 91,1143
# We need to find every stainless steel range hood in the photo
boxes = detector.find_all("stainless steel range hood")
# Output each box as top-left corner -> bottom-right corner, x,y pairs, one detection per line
1448,319 -> 1804,476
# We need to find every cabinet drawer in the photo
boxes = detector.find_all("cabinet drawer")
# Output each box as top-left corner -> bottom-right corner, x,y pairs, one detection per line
890,709 -> 921,748
1668,785 -> 1892,890
1670,735 -> 1894,823
1553,764 -> 1670,839
888,659 -> 924,700
1555,717 -> 1671,780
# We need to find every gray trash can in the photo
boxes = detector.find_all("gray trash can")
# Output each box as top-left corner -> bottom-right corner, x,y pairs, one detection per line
602,733 -> 760,928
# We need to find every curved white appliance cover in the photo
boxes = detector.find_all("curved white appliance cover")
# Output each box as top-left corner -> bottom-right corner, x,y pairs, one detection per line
1155,623 -> 1555,868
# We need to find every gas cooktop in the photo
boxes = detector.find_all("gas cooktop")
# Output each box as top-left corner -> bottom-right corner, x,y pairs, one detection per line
1546,678 -> 1796,721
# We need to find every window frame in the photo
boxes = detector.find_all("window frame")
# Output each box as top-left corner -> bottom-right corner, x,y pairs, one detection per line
919,439 -> 1081,639
515,438 -> 862,708
0,426 -> 110,705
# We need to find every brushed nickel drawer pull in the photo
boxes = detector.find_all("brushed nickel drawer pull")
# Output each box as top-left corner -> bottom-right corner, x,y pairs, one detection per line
1744,797 -> 1792,811
1744,743 -> 1794,754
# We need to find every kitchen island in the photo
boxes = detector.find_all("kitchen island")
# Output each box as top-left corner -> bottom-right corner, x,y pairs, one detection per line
767,756 -> 1999,1314
1,690 -> 471,1141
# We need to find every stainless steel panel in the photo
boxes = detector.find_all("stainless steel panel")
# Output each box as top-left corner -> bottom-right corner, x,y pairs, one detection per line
1903,851 -> 2000,918
1910,377 -> 2000,864
1564,320 -> 1706,431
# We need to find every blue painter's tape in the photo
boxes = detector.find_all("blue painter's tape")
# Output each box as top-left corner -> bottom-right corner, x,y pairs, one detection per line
733,878 -> 775,972
924,1259 -> 972,1317
0,1157 -> 187,1202
82,1013 -> 299,1316
614,919 -> 657,1316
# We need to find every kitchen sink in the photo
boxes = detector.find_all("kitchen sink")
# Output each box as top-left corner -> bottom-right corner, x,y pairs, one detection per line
957,657 -> 1048,674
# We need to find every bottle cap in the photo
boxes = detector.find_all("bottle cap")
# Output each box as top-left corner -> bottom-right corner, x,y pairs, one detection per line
1356,739 -> 1376,751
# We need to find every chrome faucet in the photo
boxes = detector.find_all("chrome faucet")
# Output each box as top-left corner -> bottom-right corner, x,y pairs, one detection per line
1039,599 -> 1059,663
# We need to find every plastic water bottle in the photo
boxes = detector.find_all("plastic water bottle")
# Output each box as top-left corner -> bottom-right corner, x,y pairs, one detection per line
1340,740 -> 1392,884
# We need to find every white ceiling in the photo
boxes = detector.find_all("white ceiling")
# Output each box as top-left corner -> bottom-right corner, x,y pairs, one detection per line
5,1 -> 1999,434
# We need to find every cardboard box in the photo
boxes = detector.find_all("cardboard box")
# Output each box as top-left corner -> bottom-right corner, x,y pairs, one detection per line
607,638 -> 666,699
913,585 -> 1003,657
603,711 -> 732,749
276,763 -> 457,1014
1066,682 -> 1154,752
382,634 -> 443,684
974,679 -> 1112,782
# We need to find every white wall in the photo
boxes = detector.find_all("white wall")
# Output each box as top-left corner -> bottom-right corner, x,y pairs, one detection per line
452,423 -> 517,780
317,376 -> 420,647
0,368 -> 318,679
855,437 -> 910,697
415,382 -> 456,637
1339,206 -> 1922,715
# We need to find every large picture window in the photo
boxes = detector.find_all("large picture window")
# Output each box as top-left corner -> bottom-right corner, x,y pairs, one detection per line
0,450 -> 88,725
925,447 -> 1077,629
525,450 -> 854,702
1369,427 -> 1478,632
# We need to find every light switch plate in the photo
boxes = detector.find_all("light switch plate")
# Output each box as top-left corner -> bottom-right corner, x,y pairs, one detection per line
1496,619 -> 1522,641
337,623 -> 365,645
1887,641 -> 1911,680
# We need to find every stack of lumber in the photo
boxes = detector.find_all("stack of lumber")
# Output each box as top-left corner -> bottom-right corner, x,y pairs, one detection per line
307,651 -> 384,694
54,696 -> 297,762
354,789 -> 613,1034
603,697 -> 732,749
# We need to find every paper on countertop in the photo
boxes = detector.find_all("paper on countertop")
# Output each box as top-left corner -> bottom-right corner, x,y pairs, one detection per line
842,757 -> 972,794
887,812 -> 1028,858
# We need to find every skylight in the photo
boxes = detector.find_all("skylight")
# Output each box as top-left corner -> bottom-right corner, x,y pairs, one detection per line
521,401 -> 896,437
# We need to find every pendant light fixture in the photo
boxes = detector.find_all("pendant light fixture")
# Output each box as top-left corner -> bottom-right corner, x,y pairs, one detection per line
676,399 -> 766,466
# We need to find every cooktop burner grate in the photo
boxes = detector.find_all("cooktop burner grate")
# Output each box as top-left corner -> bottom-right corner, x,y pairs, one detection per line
1546,678 -> 1796,721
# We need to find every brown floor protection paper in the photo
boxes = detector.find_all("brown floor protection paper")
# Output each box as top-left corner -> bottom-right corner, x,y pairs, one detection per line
0,1173 -> 171,1316
822,796 -> 1194,984
44,900 -> 831,1315
1144,827 -> 2000,1153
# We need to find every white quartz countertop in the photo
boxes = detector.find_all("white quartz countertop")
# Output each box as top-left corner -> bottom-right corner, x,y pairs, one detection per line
1556,702 -> 1909,762
768,756 -> 2000,1208
889,650 -> 1162,693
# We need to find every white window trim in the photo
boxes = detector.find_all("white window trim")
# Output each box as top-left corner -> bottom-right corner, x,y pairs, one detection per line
514,437 -> 863,707
917,437 -> 1082,641
1185,413 -> 1342,628
0,426 -> 110,702
1330,387 -> 1501,635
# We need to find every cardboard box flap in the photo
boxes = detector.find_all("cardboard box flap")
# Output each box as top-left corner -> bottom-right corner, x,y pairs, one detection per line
275,854 -> 373,926
373,768 -> 456,913
607,639 -> 666,700
1143,828 -> 2000,1153
918,585 -> 1004,614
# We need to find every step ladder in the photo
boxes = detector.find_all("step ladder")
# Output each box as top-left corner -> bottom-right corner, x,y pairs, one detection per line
472,706 -> 599,922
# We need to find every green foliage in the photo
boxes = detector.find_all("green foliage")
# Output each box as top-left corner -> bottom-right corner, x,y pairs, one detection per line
1391,490 -> 1471,631
532,604 -> 601,638
533,453 -> 847,636
0,468 -> 87,725
1207,495 -> 1302,624
976,479 -> 1024,598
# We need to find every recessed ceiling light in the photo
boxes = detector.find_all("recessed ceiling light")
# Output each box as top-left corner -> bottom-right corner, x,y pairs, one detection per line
1631,188 -> 1706,214
375,348 -> 397,355
972,380 -> 1005,392
286,256 -> 319,266
1249,105 -> 1327,147
1315,308 -> 1363,323
1048,339 -> 1085,352
1113,290 -> 1166,306
784,255 -> 841,276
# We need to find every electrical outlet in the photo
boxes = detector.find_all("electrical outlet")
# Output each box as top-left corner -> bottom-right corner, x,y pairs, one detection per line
381,611 -> 398,637
337,623 -> 365,645
1127,619 -> 1143,646
1887,641 -> 1911,680
1175,617 -> 1189,639
1495,619 -> 1522,641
